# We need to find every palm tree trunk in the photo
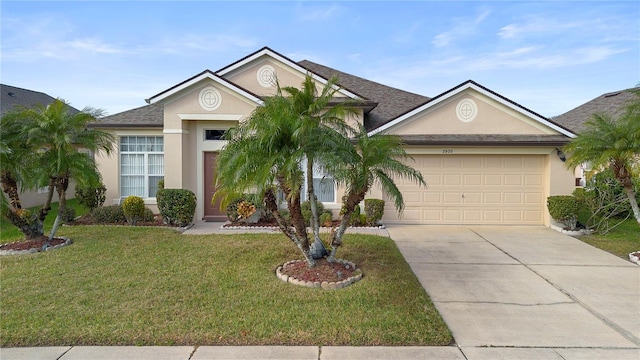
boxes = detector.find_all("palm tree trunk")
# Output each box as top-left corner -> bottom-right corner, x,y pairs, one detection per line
49,177 -> 69,240
623,187 -> 640,226
1,171 -> 22,210
327,189 -> 367,262
306,159 -> 321,242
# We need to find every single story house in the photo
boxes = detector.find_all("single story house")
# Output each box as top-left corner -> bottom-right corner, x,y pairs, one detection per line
91,46 -> 581,226
1,84 -> 80,208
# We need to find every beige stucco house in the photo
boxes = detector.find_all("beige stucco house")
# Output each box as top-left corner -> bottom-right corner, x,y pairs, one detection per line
91,47 -> 578,226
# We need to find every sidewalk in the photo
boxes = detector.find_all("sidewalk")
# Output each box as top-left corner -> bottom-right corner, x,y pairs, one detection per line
2,224 -> 639,360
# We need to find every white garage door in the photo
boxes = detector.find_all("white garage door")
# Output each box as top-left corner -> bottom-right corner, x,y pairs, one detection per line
386,154 -> 546,225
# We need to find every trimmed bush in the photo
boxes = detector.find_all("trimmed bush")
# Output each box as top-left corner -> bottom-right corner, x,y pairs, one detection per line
348,204 -> 362,226
75,182 -> 106,211
365,199 -> 385,226
59,207 -> 76,223
547,195 -> 580,230
157,188 -> 196,226
320,212 -> 333,227
301,200 -> 328,226
122,196 -> 145,225
143,207 -> 155,222
92,205 -> 126,224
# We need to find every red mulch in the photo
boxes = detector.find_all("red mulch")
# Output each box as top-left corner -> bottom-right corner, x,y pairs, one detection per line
280,258 -> 356,283
0,236 -> 67,251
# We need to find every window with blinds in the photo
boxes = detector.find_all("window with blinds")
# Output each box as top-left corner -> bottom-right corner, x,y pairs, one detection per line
120,136 -> 164,198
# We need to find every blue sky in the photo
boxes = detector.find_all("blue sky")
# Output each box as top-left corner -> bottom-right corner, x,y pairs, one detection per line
1,1 -> 638,117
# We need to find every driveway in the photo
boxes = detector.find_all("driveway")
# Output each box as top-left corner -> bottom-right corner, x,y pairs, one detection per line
387,225 -> 640,358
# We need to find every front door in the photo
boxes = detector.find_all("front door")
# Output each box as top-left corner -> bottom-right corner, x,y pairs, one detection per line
203,152 -> 227,222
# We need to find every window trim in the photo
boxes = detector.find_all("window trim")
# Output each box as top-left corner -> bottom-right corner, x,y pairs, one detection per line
119,136 -> 164,199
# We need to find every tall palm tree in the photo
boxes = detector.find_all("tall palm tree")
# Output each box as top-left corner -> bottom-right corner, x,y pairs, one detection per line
215,89 -> 318,265
281,75 -> 357,251
563,109 -> 640,226
21,99 -> 115,239
326,125 -> 426,260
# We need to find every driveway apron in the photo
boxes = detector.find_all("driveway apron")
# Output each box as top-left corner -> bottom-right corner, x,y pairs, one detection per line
387,225 -> 640,350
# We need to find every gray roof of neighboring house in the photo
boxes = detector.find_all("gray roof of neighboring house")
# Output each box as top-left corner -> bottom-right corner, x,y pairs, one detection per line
298,60 -> 430,131
1,84 -> 59,115
552,88 -> 638,133
89,104 -> 164,128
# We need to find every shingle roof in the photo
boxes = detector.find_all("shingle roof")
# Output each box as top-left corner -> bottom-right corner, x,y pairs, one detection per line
552,88 -> 638,133
297,60 -> 430,131
89,104 -> 163,128
1,84 -> 67,115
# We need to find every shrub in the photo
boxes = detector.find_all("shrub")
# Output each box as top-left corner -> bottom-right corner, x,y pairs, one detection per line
92,205 -> 126,224
157,188 -> 196,226
348,204 -> 362,226
364,199 -> 385,226
75,182 -> 106,211
143,207 -> 155,222
547,195 -> 579,230
301,200 -> 327,226
122,196 -> 145,225
320,212 -> 333,227
59,207 -> 76,223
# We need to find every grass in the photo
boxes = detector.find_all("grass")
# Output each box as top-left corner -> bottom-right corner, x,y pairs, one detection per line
0,225 -> 452,347
577,217 -> 640,258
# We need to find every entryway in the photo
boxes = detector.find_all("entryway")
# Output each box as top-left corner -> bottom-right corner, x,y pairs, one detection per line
203,152 -> 226,221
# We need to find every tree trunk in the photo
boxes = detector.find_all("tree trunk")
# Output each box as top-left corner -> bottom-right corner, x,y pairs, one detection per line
38,179 -> 55,222
623,187 -> 640,226
327,189 -> 367,262
306,159 -> 321,243
265,186 -> 315,267
49,177 -> 69,240
0,171 -> 22,210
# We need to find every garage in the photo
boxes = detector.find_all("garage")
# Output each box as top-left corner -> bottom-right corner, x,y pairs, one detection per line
386,154 -> 546,225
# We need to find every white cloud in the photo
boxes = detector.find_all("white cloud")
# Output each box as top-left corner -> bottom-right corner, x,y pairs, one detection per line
295,3 -> 343,22
432,9 -> 491,47
498,17 -> 582,39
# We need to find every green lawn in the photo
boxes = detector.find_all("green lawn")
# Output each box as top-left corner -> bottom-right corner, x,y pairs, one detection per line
0,225 -> 452,347
577,218 -> 640,258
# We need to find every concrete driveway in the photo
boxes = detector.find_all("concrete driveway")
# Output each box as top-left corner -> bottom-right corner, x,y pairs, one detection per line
387,225 -> 640,359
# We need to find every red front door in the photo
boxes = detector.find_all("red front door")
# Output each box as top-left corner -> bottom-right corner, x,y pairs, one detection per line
203,152 -> 227,222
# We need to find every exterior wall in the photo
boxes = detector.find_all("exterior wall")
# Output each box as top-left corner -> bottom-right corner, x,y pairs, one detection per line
393,91 -> 555,136
544,151 -> 578,226
6,182 -> 77,209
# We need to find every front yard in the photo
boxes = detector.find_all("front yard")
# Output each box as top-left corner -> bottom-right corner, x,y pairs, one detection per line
0,225 -> 452,347
577,218 -> 639,259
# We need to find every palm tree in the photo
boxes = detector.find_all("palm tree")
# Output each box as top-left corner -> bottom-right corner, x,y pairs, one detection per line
0,111 -> 42,238
326,125 -> 426,260
281,75 -> 357,252
563,107 -> 640,226
20,99 -> 115,239
215,89 -> 317,265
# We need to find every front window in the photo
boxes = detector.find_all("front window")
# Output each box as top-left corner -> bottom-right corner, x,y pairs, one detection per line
302,159 -> 336,203
120,136 -> 164,198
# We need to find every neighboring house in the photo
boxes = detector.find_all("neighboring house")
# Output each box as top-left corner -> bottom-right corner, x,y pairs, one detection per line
91,47 -> 579,226
1,84 -> 80,208
553,88 -> 639,183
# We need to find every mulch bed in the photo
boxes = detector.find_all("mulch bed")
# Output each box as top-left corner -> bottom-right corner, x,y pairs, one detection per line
279,258 -> 356,283
0,236 -> 67,251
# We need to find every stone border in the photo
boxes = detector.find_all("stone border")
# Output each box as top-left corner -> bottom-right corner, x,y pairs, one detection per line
629,252 -> 640,265
0,237 -> 73,256
549,222 -> 593,236
275,259 -> 364,290
223,224 -> 386,230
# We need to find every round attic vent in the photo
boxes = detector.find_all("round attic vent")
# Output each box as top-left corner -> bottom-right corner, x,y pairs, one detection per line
257,65 -> 276,88
199,87 -> 222,111
456,98 -> 477,123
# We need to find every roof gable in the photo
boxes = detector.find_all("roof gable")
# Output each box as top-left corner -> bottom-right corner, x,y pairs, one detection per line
146,70 -> 263,106
216,47 -> 362,100
370,80 -> 575,138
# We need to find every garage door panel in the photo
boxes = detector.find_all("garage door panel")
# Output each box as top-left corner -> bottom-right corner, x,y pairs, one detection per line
387,154 -> 545,225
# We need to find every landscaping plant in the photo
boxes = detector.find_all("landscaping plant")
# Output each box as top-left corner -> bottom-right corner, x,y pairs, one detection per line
215,75 -> 425,267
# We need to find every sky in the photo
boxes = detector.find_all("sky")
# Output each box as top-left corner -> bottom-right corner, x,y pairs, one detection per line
1,1 -> 638,118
